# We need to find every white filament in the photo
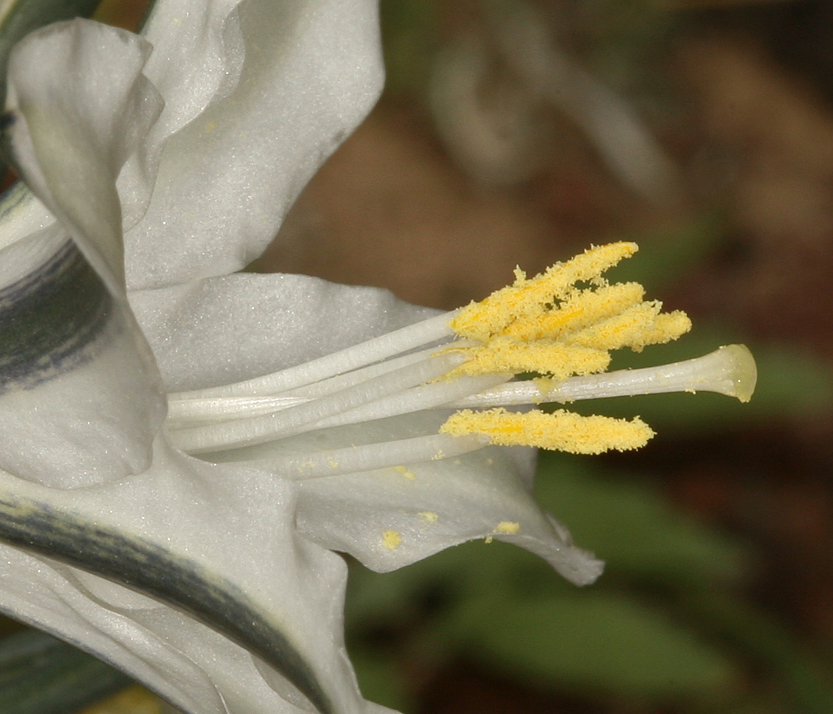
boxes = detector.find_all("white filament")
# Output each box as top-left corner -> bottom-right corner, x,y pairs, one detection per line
171,311 -> 457,400
166,344 -> 484,427
234,433 -> 488,480
170,351 -> 467,454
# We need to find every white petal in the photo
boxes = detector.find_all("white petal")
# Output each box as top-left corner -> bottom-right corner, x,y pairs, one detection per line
125,0 -> 384,289
129,273 -> 433,392
118,0 -> 243,230
1,20 -> 170,485
231,412 -> 603,587
5,19 -> 162,293
296,450 -> 602,586
0,437 -> 377,714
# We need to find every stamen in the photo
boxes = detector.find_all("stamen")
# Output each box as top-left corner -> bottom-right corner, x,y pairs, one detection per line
441,408 -> 654,454
167,394 -> 307,425
308,374 -> 510,430
169,351 -> 466,454
233,433 -> 488,479
568,304 -> 691,351
164,242 -> 756,464
171,311 -> 457,400
448,339 -> 610,381
450,242 -> 638,341
167,346 -> 456,425
503,281 -> 645,341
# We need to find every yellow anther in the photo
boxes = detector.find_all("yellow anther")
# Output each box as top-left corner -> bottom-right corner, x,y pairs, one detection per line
449,339 -> 610,381
569,304 -> 691,352
450,242 -> 639,341
628,311 -> 692,351
437,242 -> 712,454
503,281 -> 646,342
440,408 -> 654,454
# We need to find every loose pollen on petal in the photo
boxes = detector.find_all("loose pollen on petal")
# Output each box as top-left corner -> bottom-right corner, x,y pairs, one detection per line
393,465 -> 416,480
496,522 -> 520,534
382,530 -> 402,550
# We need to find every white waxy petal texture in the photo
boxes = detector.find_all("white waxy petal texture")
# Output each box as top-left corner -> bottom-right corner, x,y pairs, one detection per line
6,19 -> 162,292
231,411 -> 603,586
124,0 -> 385,289
130,273 -> 434,392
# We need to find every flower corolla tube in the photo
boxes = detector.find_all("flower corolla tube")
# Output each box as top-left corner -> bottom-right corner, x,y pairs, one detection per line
0,2 -> 756,714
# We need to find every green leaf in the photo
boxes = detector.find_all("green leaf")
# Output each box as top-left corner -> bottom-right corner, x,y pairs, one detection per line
0,629 -> 131,714
349,648 -> 414,714
686,593 -> 833,714
465,591 -> 739,699
536,454 -> 749,585
610,211 -> 729,293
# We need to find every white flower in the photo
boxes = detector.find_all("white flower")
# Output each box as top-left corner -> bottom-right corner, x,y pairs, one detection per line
0,2 -> 757,714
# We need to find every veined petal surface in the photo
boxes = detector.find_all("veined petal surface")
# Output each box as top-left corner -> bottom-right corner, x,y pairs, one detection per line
125,0 -> 384,289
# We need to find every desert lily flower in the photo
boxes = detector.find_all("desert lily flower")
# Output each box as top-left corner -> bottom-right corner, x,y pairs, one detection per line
0,4 -> 756,714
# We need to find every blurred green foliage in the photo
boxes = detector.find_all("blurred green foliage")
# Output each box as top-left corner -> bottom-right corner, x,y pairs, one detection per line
0,630 -> 131,714
379,0 -> 438,96
345,451 -> 833,713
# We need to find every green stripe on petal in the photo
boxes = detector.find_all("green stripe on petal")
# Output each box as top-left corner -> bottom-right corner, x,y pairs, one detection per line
0,238 -> 111,393
0,20 -> 167,487
0,492 -> 334,714
0,227 -> 165,487
0,443 -> 367,714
